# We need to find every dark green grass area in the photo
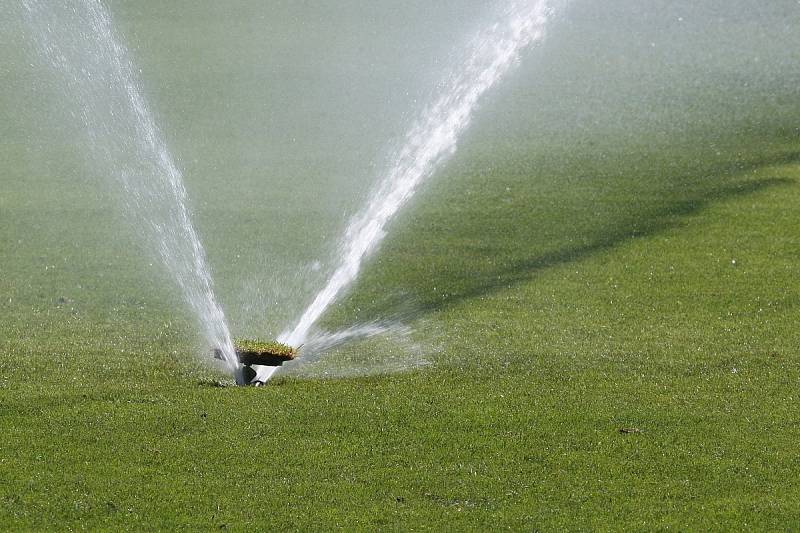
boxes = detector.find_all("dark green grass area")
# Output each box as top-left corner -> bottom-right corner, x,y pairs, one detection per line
2,121 -> 800,529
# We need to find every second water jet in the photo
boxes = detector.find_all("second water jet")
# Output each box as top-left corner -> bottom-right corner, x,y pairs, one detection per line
20,0 -> 238,371
280,0 -> 560,351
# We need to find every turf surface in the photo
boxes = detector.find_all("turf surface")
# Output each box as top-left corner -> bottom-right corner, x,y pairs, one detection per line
2,123 -> 799,529
2,2 -> 800,530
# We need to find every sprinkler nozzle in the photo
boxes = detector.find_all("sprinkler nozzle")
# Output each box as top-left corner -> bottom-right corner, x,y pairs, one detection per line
213,340 -> 298,386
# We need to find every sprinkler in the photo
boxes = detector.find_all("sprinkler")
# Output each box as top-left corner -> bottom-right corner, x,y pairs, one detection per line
213,340 -> 298,386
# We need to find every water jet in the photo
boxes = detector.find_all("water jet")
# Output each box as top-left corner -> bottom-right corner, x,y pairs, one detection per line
280,0 -> 556,349
20,0 -> 239,372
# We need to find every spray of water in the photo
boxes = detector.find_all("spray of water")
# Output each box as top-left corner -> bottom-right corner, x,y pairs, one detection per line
255,321 -> 412,382
21,0 -> 238,370
281,0 -> 558,348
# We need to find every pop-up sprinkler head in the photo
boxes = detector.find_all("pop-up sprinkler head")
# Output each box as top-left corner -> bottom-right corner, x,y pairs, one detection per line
213,340 -> 298,386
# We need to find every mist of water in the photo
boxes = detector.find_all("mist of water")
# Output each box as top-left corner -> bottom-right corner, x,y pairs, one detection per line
20,0 -> 238,371
280,0 -> 559,348
254,321 -> 416,382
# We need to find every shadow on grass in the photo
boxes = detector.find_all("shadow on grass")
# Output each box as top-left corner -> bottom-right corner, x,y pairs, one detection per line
427,175 -> 793,313
333,144 -> 799,323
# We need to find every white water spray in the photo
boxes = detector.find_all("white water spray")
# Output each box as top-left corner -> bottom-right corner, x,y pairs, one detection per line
21,0 -> 238,370
282,0 -> 557,347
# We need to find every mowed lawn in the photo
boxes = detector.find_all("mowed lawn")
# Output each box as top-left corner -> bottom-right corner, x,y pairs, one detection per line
1,114 -> 799,530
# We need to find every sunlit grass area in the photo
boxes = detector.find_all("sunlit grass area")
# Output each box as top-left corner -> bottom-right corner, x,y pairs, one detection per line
2,0 -> 800,529
2,120 -> 799,528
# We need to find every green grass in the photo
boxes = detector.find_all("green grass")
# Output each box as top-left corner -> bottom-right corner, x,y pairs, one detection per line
3,3 -> 800,529
2,122 -> 799,529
